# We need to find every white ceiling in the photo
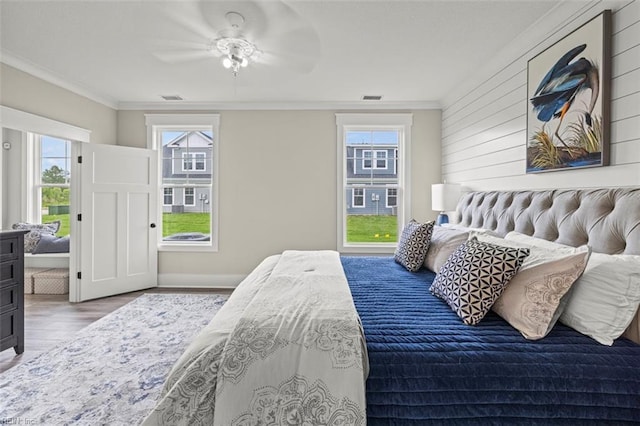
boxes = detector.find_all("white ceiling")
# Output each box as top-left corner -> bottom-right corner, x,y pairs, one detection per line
0,0 -> 558,109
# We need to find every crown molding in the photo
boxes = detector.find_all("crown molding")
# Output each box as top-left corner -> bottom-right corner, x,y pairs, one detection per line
1,51 -> 119,110
117,100 -> 441,111
1,50 -> 441,112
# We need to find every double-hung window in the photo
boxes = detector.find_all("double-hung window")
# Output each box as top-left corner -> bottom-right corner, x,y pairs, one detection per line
26,133 -> 71,236
337,113 -> 412,253
146,114 -> 220,251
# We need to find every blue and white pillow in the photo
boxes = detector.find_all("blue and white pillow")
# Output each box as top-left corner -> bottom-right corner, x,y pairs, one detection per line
430,237 -> 529,325
12,221 -> 60,253
394,220 -> 435,272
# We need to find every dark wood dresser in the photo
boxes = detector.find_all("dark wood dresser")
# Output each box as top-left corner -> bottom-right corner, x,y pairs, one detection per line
0,229 -> 28,355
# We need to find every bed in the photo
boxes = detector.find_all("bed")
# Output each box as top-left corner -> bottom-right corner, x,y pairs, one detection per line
146,187 -> 640,425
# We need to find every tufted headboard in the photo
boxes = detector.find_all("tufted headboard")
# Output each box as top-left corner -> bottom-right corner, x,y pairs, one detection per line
456,188 -> 640,256
455,187 -> 640,344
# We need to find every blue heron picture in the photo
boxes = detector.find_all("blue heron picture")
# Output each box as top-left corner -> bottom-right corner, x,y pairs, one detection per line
526,10 -> 610,173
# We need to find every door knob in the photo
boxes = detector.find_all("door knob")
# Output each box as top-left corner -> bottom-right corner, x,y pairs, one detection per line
150,223 -> 156,228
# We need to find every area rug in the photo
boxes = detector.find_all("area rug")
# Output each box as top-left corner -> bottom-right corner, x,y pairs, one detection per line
0,293 -> 226,425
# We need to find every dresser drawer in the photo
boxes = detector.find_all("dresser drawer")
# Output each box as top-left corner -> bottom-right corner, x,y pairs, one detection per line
0,237 -> 20,263
0,259 -> 21,289
0,310 -> 18,349
0,285 -> 18,314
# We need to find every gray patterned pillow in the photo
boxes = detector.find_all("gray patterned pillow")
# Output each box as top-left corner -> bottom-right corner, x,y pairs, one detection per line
394,220 -> 435,272
12,221 -> 60,253
430,237 -> 529,325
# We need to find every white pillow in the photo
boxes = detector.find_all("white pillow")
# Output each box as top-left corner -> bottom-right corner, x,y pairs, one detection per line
476,233 -> 591,340
423,227 -> 469,273
559,253 -> 640,345
505,232 -> 640,345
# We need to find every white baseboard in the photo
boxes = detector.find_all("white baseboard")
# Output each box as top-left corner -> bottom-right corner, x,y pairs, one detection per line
158,273 -> 246,289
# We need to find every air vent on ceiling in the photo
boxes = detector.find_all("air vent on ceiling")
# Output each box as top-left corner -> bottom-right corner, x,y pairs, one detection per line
362,95 -> 383,101
161,95 -> 183,101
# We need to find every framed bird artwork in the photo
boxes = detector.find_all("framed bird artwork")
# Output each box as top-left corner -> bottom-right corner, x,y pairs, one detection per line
526,10 -> 611,173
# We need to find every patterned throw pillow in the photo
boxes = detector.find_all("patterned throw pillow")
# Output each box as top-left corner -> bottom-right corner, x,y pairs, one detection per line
12,221 -> 61,253
430,237 -> 529,325
394,220 -> 435,272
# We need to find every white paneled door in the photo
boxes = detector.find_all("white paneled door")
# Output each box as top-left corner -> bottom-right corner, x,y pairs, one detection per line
76,144 -> 158,301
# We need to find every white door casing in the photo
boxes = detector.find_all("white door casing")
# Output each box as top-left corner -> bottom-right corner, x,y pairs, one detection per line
76,144 -> 158,301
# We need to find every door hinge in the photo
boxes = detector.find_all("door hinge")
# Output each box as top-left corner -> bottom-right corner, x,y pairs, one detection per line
77,214 -> 82,221
77,155 -> 83,163
77,272 -> 82,279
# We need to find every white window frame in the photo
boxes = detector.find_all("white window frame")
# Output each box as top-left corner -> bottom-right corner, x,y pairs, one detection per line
386,187 -> 398,208
352,187 -> 365,208
163,188 -> 173,206
145,114 -> 220,252
362,149 -> 388,170
25,133 -> 72,227
181,152 -> 206,172
375,150 -> 388,169
184,187 -> 195,206
336,113 -> 412,254
362,150 -> 373,169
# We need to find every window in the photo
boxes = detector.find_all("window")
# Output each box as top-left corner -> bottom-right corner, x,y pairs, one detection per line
184,187 -> 195,205
182,152 -> 206,171
376,151 -> 388,169
362,150 -> 387,169
163,188 -> 173,205
386,188 -> 397,208
27,134 -> 71,237
336,113 -> 412,253
146,114 -> 220,251
353,188 -> 365,207
362,150 -> 373,169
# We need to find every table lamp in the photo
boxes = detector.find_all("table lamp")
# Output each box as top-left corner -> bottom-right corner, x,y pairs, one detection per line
431,183 -> 461,226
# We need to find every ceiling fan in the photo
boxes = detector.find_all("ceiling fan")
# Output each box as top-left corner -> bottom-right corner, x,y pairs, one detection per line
152,1 -> 321,76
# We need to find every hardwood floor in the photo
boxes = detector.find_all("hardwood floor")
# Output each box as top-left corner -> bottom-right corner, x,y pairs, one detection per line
0,288 -> 233,374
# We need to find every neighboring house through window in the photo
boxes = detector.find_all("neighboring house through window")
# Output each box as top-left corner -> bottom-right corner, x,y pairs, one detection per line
146,114 -> 220,251
337,113 -> 412,253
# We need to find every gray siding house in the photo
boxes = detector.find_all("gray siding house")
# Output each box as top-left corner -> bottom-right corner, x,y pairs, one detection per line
346,143 -> 398,215
162,131 -> 212,214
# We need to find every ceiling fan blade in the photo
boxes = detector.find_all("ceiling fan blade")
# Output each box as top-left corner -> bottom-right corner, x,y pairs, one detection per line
257,27 -> 322,74
153,49 -> 214,64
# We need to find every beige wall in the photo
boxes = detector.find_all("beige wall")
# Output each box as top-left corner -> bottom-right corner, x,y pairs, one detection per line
117,109 -> 441,278
0,64 -> 117,145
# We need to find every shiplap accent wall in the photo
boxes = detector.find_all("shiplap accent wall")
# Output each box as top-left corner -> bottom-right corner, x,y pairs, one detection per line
441,0 -> 639,191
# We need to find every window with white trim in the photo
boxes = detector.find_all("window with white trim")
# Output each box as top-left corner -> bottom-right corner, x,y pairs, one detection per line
163,188 -> 173,206
352,188 -> 365,207
182,152 -> 206,171
336,113 -> 412,253
386,188 -> 398,208
146,114 -> 220,251
184,187 -> 195,206
26,133 -> 71,236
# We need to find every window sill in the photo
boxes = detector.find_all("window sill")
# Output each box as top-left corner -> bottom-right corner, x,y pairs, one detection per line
25,253 -> 70,258
339,244 -> 396,255
158,244 -> 218,253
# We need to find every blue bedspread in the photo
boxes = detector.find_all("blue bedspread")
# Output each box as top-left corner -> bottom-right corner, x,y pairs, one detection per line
341,256 -> 640,425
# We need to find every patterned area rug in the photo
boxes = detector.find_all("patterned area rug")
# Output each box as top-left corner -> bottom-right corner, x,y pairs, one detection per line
0,293 -> 226,425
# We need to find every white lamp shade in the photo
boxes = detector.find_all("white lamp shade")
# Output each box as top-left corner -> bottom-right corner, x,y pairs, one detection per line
432,183 -> 461,212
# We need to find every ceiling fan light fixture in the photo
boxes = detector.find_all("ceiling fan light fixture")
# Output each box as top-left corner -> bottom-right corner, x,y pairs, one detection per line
215,36 -> 258,76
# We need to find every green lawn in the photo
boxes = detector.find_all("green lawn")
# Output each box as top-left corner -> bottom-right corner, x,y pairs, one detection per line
347,215 -> 398,243
162,212 -> 211,237
42,214 -> 70,236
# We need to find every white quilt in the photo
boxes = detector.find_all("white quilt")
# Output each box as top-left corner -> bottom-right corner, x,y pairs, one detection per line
142,250 -> 369,425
